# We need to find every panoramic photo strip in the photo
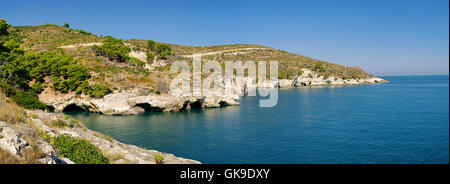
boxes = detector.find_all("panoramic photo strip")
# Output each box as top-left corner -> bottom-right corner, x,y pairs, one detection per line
1,0 -> 448,183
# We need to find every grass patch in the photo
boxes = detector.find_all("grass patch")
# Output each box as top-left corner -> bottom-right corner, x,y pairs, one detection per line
103,134 -> 113,142
0,145 -> 42,164
0,95 -> 27,124
52,134 -> 109,164
0,148 -> 20,164
51,119 -> 68,128
154,153 -> 164,164
104,152 -> 130,164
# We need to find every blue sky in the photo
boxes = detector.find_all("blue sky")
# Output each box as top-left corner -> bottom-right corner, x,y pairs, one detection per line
2,0 -> 449,75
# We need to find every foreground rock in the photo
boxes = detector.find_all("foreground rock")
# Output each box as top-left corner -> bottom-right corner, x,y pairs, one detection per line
0,110 -> 200,164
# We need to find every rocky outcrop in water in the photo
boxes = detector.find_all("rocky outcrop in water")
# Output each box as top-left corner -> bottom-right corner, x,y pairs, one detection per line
277,69 -> 388,88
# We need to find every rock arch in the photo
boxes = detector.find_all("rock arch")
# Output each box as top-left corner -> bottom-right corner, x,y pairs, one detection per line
134,103 -> 163,112
62,104 -> 86,112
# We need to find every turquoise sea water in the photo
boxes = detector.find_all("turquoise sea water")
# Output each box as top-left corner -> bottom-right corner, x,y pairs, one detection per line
66,75 -> 449,164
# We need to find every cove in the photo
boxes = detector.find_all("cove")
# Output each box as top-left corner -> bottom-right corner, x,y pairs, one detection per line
65,75 -> 449,164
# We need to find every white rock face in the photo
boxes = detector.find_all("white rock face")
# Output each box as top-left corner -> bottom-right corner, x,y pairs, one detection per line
279,69 -> 388,88
0,120 -> 74,164
44,90 -> 239,115
0,122 -> 29,156
128,51 -> 147,62
42,68 -> 386,115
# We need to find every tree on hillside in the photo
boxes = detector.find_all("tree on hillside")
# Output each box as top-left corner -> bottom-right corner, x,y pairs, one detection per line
92,36 -> 131,62
147,40 -> 156,51
63,22 -> 70,28
0,19 -> 10,36
156,43 -> 172,59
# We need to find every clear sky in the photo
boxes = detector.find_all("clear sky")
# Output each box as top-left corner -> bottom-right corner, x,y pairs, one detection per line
2,0 -> 449,75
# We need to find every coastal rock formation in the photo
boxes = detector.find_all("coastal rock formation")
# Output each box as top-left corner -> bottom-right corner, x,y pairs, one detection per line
0,120 -> 73,164
277,69 -> 388,88
30,110 -> 200,164
0,110 -> 200,164
42,90 -> 240,115
41,68 -> 387,115
0,121 -> 29,156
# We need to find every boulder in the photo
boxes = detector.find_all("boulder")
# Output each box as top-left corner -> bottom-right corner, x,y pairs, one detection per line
0,124 -> 29,156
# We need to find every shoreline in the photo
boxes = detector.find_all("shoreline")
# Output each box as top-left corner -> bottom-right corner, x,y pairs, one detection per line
41,75 -> 388,115
0,104 -> 201,164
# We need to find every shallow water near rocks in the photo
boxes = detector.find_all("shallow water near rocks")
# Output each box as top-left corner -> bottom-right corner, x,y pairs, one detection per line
66,75 -> 449,164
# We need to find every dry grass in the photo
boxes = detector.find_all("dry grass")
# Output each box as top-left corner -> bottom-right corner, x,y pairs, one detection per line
0,143 -> 43,164
19,146 -> 43,164
0,95 -> 27,125
0,148 -> 19,164
9,24 -> 103,52
126,39 -> 373,79
0,94 -> 45,164
104,152 -> 130,164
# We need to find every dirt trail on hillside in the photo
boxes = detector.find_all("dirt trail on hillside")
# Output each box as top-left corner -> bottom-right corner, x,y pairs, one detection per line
58,42 -> 274,58
58,42 -> 103,49
180,47 -> 275,58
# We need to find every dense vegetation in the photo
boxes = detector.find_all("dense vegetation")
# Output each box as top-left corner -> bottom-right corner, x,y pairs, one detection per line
0,19 -> 111,110
146,40 -> 172,60
92,36 -> 130,62
52,134 -> 109,164
0,19 -> 45,109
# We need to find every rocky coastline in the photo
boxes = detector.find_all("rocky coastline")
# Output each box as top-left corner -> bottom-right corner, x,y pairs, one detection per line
0,107 -> 200,164
42,69 -> 387,115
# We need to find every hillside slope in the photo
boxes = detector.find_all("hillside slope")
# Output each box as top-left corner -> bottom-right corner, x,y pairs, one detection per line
10,24 -> 374,92
2,23 -> 386,115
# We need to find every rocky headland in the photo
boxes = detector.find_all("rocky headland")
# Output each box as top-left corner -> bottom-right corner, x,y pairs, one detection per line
41,68 -> 387,115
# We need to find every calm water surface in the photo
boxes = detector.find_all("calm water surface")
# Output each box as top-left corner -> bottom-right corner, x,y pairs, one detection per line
66,75 -> 449,163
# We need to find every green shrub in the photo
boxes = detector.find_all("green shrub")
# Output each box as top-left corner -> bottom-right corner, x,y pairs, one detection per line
154,153 -> 164,164
31,81 -> 44,93
147,40 -> 156,51
69,120 -> 79,126
314,63 -> 325,72
146,52 -> 154,61
128,57 -> 146,67
92,36 -> 130,62
68,28 -> 92,35
10,51 -> 91,95
51,119 -> 68,128
83,84 -> 112,98
52,134 -> 109,164
0,19 -> 10,36
155,43 -> 171,59
11,90 -> 46,110
0,82 -> 17,97
103,134 -> 113,142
